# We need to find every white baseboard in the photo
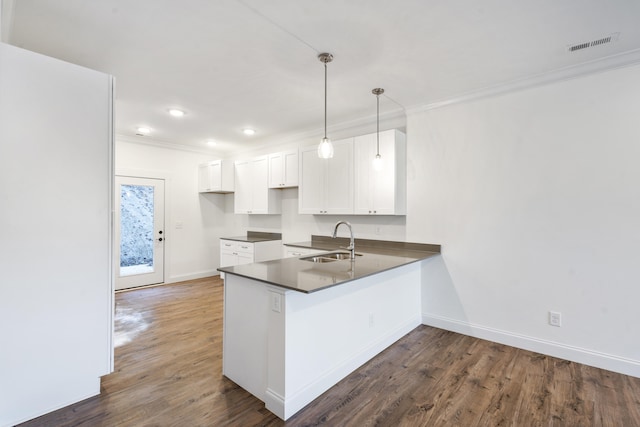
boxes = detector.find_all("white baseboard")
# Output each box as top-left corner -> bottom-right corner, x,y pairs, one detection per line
267,315 -> 421,420
166,270 -> 219,284
422,313 -> 640,378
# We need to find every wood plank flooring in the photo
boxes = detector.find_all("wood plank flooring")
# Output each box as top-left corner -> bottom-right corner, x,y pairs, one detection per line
19,276 -> 640,426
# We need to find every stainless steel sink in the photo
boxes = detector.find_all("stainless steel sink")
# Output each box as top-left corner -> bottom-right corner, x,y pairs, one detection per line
300,251 -> 362,263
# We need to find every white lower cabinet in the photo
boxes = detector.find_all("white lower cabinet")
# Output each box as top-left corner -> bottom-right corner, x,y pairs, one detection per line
220,239 -> 282,278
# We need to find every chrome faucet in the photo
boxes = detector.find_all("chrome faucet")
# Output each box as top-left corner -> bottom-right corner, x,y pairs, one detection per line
332,220 -> 355,260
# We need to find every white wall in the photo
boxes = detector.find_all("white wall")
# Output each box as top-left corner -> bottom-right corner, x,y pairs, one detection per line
115,139 -> 227,282
407,63 -> 640,376
0,43 -> 113,426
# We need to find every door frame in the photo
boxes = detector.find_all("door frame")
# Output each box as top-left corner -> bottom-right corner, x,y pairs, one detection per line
114,168 -> 173,289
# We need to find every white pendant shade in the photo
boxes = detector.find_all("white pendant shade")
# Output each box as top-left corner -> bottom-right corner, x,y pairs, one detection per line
318,137 -> 334,159
372,153 -> 383,171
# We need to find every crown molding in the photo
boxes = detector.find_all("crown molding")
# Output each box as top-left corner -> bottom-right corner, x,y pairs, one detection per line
407,48 -> 640,115
116,134 -> 224,156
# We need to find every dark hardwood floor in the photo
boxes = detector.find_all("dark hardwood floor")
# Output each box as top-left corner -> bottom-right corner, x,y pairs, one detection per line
20,277 -> 640,426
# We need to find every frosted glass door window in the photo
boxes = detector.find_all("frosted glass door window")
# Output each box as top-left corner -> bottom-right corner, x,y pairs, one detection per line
120,184 -> 154,276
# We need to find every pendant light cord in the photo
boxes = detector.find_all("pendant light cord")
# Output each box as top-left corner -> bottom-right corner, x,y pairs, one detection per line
324,61 -> 328,139
376,92 -> 380,156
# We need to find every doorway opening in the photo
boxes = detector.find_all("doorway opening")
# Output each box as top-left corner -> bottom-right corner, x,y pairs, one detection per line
115,176 -> 165,290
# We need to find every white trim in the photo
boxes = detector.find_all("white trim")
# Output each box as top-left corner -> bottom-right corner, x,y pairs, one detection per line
166,271 -> 220,284
422,313 -> 640,379
116,134 -> 224,156
115,169 -> 173,287
117,109 -> 406,158
229,108 -> 407,157
407,48 -> 640,114
107,75 -> 115,374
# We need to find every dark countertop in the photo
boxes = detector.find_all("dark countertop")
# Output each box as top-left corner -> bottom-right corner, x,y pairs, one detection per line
219,236 -> 440,293
221,231 -> 282,243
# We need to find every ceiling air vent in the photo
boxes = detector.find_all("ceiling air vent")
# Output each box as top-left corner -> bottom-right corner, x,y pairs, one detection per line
567,33 -> 619,52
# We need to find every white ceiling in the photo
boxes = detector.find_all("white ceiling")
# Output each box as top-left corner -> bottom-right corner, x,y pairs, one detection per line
4,0 -> 640,154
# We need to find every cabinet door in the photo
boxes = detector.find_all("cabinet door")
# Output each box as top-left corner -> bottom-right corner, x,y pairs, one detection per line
325,138 -> 354,214
234,160 -> 252,213
299,146 -> 327,214
371,130 -> 398,214
220,251 -> 237,268
282,150 -> 298,187
209,161 -> 222,191
236,252 -> 254,265
198,161 -> 222,192
353,130 -> 406,215
268,153 -> 284,188
354,134 -> 376,214
250,156 -> 270,213
198,163 -> 211,192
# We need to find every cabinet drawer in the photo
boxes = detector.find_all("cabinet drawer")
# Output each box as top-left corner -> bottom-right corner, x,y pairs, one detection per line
235,242 -> 254,254
220,240 -> 237,251
220,240 -> 254,254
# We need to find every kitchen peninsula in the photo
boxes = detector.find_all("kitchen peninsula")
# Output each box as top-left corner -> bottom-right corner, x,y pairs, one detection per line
218,236 -> 440,420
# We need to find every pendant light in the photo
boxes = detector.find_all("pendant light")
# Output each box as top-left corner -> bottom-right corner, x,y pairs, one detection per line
372,88 -> 384,171
317,53 -> 334,159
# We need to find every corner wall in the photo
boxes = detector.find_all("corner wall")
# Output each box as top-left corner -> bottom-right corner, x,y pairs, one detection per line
407,63 -> 640,376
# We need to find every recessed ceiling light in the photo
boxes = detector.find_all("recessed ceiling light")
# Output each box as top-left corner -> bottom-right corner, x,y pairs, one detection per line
207,140 -> 217,146
136,127 -> 151,135
168,109 -> 185,117
243,128 -> 256,136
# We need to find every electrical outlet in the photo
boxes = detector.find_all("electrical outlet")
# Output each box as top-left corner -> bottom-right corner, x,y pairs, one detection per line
369,312 -> 375,328
549,311 -> 562,327
375,226 -> 381,235
271,293 -> 281,313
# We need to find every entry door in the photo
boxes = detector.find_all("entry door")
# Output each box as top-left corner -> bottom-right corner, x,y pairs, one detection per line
114,176 -> 165,290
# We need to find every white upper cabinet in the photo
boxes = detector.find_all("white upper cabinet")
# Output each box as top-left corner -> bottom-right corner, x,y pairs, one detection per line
354,129 -> 406,215
234,156 -> 281,214
198,160 -> 234,193
268,150 -> 298,188
299,138 -> 354,215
